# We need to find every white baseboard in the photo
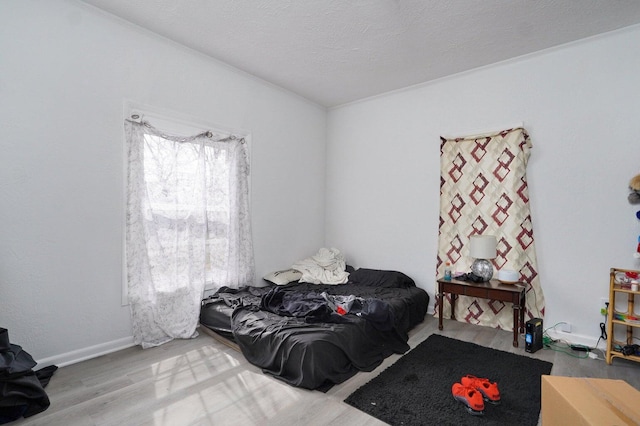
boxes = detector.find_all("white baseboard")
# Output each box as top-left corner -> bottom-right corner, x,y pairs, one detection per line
546,329 -> 603,350
36,336 -> 136,369
425,308 -> 604,350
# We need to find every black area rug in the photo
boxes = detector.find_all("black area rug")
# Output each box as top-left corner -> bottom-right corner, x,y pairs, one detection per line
345,334 -> 553,426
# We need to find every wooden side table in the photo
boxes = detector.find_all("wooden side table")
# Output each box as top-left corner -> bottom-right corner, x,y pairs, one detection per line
436,277 -> 526,347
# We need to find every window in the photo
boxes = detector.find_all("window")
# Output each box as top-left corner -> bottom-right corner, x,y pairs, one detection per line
141,132 -> 234,287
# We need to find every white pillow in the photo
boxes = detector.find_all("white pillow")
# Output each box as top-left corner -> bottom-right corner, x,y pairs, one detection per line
263,269 -> 302,285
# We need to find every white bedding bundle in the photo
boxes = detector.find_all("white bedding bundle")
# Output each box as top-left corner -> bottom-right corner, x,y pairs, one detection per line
292,247 -> 350,285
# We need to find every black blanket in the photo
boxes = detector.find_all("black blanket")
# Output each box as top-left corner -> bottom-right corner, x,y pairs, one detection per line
0,328 -> 56,424
201,268 -> 429,390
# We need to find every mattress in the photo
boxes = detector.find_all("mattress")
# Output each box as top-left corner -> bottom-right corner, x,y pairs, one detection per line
199,298 -> 235,340
200,268 -> 429,390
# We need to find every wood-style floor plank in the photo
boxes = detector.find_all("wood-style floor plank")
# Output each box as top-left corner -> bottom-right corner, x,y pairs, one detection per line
11,316 -> 640,426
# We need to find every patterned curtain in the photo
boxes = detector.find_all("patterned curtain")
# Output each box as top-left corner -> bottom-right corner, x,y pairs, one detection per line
436,127 -> 545,330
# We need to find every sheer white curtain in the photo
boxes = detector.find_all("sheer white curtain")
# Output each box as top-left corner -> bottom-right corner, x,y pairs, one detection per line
125,120 -> 254,348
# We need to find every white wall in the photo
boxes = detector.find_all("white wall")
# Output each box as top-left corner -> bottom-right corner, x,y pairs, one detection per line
2,0 -> 639,365
0,0 -> 326,365
326,25 -> 640,346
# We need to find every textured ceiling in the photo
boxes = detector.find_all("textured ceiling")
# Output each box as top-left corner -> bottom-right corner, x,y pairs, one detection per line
79,0 -> 640,107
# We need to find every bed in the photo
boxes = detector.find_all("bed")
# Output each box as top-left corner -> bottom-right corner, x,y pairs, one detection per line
200,267 -> 429,391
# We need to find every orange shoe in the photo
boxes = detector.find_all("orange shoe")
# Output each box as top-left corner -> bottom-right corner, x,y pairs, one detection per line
461,375 -> 500,405
452,382 -> 485,415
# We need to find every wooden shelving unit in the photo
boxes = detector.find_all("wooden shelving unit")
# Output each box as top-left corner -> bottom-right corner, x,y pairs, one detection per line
606,267 -> 640,365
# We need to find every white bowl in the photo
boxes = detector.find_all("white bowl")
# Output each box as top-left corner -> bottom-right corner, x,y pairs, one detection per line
497,270 -> 519,283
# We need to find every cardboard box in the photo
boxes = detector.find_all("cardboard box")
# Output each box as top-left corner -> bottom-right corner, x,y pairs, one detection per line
541,375 -> 640,425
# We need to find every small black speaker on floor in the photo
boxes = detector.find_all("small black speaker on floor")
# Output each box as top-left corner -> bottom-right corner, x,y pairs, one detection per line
525,318 -> 543,353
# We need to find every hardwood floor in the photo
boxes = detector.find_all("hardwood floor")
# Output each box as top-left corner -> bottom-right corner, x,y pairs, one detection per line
13,316 -> 640,426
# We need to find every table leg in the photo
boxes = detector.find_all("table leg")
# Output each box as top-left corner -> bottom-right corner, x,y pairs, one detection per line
512,304 -> 519,347
451,294 -> 457,320
519,294 -> 525,334
438,292 -> 444,331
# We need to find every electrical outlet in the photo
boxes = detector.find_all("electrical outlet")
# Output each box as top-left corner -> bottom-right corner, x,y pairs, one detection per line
600,297 -> 609,316
560,322 -> 572,333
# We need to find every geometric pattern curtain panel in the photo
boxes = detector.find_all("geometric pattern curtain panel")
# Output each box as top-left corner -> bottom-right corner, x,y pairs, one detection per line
436,127 -> 545,331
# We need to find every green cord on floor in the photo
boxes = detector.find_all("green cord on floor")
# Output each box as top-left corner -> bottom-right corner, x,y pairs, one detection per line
543,338 -> 590,358
541,323 -> 591,359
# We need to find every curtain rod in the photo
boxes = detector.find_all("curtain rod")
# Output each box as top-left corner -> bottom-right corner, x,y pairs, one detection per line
441,122 -> 525,140
126,115 -> 245,144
